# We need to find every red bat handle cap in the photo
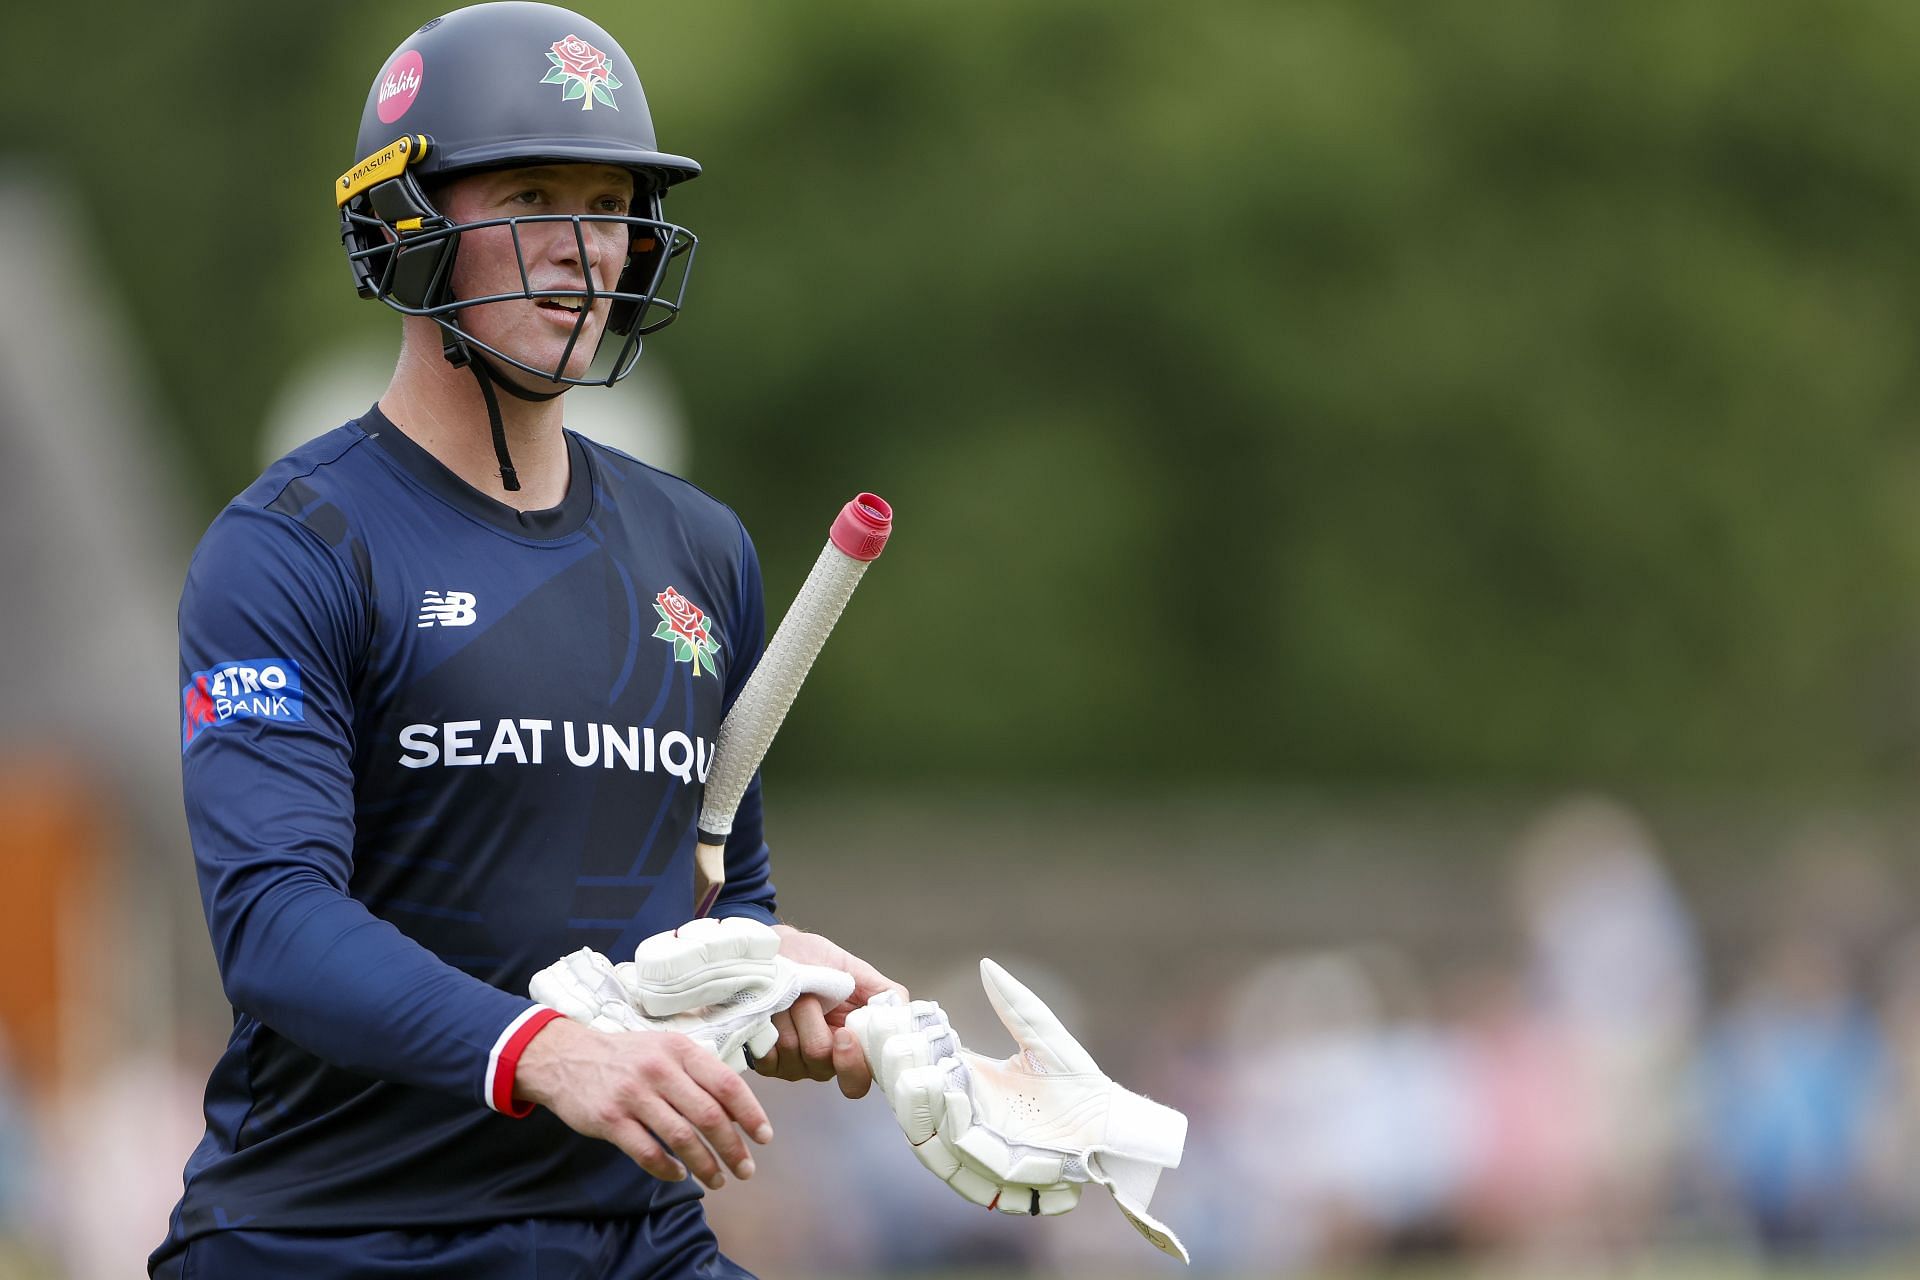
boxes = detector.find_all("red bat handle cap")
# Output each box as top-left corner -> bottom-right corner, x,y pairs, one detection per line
830,492 -> 892,562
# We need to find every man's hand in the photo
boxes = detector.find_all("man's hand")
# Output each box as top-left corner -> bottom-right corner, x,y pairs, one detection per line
753,924 -> 903,1097
513,1015 -> 772,1190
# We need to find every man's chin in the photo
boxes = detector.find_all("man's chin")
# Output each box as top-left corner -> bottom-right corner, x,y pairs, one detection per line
484,335 -> 601,391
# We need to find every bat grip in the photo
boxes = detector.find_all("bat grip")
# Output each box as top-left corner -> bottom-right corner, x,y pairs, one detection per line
690,493 -> 891,919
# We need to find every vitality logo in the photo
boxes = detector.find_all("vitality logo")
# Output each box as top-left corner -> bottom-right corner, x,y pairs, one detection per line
377,49 -> 424,124
418,590 -> 478,628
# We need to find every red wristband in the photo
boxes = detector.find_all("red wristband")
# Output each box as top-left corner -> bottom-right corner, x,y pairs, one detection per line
488,1006 -> 565,1117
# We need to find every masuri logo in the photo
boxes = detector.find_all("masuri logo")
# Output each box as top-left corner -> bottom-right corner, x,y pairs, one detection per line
541,35 -> 622,111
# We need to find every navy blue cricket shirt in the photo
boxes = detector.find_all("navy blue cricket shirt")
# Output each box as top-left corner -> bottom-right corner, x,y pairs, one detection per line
154,405 -> 776,1264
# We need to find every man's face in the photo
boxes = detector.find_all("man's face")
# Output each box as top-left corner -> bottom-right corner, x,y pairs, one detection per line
437,163 -> 638,386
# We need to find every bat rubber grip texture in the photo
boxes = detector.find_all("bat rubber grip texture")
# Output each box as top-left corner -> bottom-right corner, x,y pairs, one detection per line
695,494 -> 893,847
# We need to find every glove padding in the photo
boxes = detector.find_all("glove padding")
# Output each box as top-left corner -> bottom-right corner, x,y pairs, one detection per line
529,917 -> 855,1073
847,958 -> 1190,1262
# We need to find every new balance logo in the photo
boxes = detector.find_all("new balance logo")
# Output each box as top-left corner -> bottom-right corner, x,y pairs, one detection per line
417,590 -> 478,628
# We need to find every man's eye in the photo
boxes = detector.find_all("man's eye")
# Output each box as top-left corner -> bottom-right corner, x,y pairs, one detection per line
599,198 -> 630,214
510,190 -> 544,206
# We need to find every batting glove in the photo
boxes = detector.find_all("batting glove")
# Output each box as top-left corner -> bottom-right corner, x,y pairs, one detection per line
847,959 -> 1189,1262
530,917 -> 855,1073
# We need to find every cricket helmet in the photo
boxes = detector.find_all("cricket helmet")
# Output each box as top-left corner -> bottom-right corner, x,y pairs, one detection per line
336,1 -> 700,390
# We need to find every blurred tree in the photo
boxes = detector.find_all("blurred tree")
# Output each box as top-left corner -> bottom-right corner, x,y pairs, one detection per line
9,0 -> 1920,789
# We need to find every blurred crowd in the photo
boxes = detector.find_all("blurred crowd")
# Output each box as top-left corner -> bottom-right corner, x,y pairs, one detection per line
6,796 -> 1920,1278
704,798 -> 1920,1276
1146,798 -> 1905,1276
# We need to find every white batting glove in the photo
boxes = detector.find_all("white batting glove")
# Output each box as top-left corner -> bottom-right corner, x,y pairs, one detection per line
847,959 -> 1190,1262
530,917 -> 855,1073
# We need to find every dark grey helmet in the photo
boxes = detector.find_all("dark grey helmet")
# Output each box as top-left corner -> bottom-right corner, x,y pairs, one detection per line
336,2 -> 700,389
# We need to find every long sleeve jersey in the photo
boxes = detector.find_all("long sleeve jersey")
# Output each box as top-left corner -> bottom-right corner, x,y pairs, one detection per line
154,406 -> 776,1263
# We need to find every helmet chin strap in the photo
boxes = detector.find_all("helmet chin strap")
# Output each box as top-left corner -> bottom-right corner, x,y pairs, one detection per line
442,331 -> 565,495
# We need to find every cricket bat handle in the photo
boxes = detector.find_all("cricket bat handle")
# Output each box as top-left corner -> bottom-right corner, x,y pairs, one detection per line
693,493 -> 892,916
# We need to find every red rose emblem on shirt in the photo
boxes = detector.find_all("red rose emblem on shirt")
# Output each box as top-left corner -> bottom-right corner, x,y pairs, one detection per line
653,587 -> 721,677
657,588 -> 707,644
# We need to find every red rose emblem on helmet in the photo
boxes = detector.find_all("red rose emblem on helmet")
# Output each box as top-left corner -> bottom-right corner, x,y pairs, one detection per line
552,35 -> 610,79
542,35 -> 623,111
653,587 -> 721,677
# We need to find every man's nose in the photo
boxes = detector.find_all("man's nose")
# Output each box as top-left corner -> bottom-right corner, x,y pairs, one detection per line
545,220 -> 599,274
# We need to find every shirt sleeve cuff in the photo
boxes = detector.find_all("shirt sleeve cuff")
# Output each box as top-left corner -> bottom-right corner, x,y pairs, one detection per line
710,901 -> 778,927
486,1005 -> 565,1117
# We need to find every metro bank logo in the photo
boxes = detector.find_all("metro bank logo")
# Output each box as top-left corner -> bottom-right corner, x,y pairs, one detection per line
182,659 -> 305,752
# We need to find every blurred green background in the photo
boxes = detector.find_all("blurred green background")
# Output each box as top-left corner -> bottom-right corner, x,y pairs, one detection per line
8,2 -> 1920,1278
17,0 -> 1920,789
